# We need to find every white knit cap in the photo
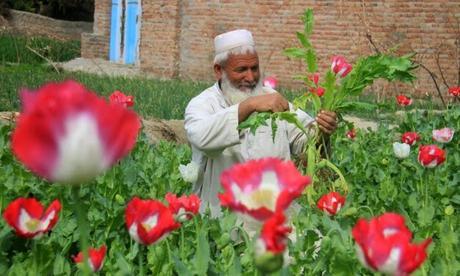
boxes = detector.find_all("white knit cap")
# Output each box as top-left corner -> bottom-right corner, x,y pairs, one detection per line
214,29 -> 255,55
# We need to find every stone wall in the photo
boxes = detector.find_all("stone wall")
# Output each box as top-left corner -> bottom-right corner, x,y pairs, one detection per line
83,0 -> 460,97
6,10 -> 92,41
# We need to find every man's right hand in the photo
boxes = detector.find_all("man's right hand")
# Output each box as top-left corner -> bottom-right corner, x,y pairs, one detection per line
238,93 -> 289,123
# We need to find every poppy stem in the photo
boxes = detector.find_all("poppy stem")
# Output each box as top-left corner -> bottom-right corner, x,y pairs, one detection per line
32,240 -> 39,274
71,186 -> 91,275
166,239 -> 173,265
138,244 -> 144,276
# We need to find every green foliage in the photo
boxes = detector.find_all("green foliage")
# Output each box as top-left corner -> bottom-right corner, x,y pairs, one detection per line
0,33 -> 80,64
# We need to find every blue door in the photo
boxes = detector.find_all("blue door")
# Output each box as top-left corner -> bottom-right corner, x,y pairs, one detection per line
123,0 -> 141,64
109,0 -> 122,62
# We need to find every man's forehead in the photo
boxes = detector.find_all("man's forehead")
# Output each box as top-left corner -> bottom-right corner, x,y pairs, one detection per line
227,53 -> 259,67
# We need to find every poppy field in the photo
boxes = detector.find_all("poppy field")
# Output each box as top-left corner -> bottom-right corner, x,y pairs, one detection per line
1,8 -> 460,276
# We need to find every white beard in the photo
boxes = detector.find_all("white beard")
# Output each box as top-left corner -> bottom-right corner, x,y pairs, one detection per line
220,73 -> 265,105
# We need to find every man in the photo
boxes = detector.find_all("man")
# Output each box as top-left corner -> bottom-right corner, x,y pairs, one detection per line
184,29 -> 337,217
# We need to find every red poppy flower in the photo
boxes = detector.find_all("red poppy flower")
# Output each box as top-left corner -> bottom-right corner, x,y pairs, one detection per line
73,245 -> 107,272
346,129 -> 356,140
263,76 -> 278,89
218,158 -> 311,221
317,192 -> 346,216
11,80 -> 141,185
165,193 -> 201,220
352,213 -> 431,276
331,56 -> 352,78
418,145 -> 446,168
125,197 -> 180,245
401,132 -> 420,146
309,87 -> 325,97
396,95 -> 412,106
257,212 -> 292,254
109,90 -> 134,108
448,86 -> 460,97
3,198 -> 61,238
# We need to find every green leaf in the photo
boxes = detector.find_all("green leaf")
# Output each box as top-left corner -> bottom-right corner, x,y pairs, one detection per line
418,204 -> 435,227
270,117 -> 278,143
302,9 -> 314,36
277,112 -> 308,135
237,112 -> 270,135
173,254 -> 193,276
284,47 -> 308,59
335,101 -> 377,113
195,229 -> 210,275
306,49 -> 317,73
296,32 -> 311,48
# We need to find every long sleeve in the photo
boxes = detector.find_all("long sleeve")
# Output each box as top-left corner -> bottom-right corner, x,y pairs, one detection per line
184,96 -> 241,157
287,105 -> 315,156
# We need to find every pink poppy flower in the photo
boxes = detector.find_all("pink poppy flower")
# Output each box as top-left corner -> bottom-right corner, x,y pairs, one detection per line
396,95 -> 412,106
432,127 -> 454,143
317,192 -> 346,216
219,158 -> 311,221
165,193 -> 201,220
401,132 -> 420,146
109,90 -> 134,108
346,129 -> 356,140
11,80 -> 141,185
309,72 -> 320,86
73,245 -> 107,272
331,56 -> 352,78
352,213 -> 431,276
125,197 -> 180,245
448,86 -> 460,97
418,145 -> 446,168
263,76 -> 278,89
3,198 -> 61,238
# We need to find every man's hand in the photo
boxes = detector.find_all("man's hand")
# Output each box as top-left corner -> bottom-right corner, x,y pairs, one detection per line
316,110 -> 337,135
238,93 -> 289,123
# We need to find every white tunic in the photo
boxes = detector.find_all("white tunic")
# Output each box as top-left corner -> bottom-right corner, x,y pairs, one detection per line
184,82 -> 315,217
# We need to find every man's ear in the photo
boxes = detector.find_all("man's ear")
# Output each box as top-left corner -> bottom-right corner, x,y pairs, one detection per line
214,64 -> 223,80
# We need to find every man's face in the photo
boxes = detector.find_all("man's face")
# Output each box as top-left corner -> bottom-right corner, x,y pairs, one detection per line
216,52 -> 261,93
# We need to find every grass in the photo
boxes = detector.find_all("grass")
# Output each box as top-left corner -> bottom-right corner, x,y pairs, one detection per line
0,64 -> 211,119
0,32 -> 80,64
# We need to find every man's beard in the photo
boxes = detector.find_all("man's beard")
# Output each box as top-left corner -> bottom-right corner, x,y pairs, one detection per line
220,72 -> 264,105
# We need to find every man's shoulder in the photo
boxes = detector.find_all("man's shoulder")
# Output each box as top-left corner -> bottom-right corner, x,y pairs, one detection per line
187,83 -> 222,108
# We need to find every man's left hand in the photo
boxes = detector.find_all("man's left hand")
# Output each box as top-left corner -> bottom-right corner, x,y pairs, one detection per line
316,110 -> 337,135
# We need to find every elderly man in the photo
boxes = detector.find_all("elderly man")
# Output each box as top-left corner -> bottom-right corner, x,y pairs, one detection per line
184,29 -> 337,217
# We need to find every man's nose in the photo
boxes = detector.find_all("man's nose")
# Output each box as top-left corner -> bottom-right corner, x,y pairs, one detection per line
244,70 -> 255,83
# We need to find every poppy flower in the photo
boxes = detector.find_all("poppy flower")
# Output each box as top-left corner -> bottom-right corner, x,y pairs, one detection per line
432,127 -> 454,143
317,192 -> 346,216
109,90 -> 134,107
263,76 -> 278,89
165,193 -> 200,220
254,212 -> 291,273
11,80 -> 141,185
3,198 -> 61,238
73,245 -> 107,272
331,56 -> 352,78
178,161 -> 200,183
396,95 -> 412,106
448,86 -> 460,97
346,129 -> 356,140
309,87 -> 325,97
219,158 -> 311,221
418,145 -> 446,168
352,213 -> 431,276
309,72 -> 320,86
125,197 -> 180,245
393,142 -> 411,159
401,132 -> 420,146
